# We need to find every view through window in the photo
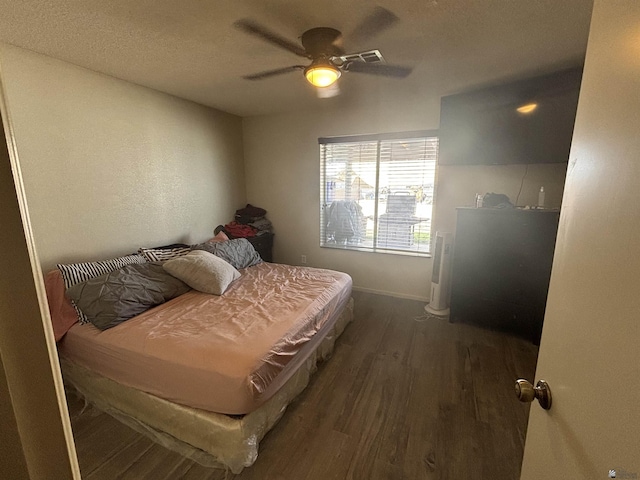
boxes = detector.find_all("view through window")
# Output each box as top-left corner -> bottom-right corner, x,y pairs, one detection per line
320,131 -> 438,255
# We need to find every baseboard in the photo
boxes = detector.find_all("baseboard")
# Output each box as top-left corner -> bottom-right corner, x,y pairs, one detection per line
351,286 -> 429,302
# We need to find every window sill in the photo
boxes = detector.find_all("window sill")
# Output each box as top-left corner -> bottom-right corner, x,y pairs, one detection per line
321,244 -> 432,258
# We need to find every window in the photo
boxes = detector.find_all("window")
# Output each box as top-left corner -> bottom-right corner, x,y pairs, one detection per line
320,131 -> 438,256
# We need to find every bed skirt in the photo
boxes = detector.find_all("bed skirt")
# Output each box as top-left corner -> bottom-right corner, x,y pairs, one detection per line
62,297 -> 353,474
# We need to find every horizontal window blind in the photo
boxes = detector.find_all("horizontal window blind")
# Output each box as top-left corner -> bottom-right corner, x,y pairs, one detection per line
320,133 -> 438,255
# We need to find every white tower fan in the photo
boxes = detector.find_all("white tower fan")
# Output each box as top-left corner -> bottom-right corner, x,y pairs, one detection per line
425,232 -> 453,316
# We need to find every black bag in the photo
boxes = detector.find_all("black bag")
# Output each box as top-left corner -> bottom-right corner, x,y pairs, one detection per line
482,193 -> 513,208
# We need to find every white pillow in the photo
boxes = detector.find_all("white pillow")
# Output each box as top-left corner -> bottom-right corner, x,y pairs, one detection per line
163,250 -> 240,295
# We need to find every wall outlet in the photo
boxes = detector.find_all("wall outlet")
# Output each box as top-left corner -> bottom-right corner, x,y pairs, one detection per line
301,255 -> 307,264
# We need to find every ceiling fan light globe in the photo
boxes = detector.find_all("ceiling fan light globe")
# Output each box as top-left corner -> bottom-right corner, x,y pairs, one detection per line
305,65 -> 341,87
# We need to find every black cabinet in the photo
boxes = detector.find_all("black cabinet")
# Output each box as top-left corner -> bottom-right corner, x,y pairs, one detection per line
449,208 -> 560,343
247,233 -> 274,262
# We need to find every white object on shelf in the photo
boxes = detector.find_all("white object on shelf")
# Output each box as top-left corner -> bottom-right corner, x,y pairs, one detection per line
425,231 -> 453,316
538,186 -> 545,208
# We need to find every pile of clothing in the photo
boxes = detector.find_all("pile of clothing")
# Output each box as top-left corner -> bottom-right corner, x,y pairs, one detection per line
222,204 -> 272,238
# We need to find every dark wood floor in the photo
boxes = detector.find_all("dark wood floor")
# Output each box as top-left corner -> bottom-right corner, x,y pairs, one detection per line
66,291 -> 538,480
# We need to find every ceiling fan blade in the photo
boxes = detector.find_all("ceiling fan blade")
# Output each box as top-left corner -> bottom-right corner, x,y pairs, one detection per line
350,7 -> 399,44
243,65 -> 306,81
344,61 -> 412,78
235,19 -> 309,58
316,83 -> 341,98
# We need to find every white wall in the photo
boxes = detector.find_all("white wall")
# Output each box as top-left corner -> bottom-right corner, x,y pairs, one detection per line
243,90 -> 568,300
0,44 -> 246,271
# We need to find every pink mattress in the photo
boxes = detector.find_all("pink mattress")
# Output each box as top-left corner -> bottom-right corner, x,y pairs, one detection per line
58,262 -> 352,415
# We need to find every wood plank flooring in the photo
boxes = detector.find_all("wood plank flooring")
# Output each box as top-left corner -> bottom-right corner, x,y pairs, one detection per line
66,291 -> 538,479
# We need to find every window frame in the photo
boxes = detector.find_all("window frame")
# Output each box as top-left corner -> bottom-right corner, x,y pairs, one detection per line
319,130 -> 439,257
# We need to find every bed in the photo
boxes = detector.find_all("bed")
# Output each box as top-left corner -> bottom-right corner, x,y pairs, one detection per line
48,247 -> 353,473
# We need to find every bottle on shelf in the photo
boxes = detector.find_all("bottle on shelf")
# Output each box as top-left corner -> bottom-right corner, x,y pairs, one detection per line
475,193 -> 483,208
538,186 -> 545,208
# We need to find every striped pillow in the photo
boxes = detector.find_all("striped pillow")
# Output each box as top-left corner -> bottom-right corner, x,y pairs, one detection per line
57,254 -> 147,324
138,246 -> 191,263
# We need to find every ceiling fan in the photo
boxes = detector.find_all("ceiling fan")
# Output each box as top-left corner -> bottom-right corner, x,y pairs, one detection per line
235,7 -> 412,96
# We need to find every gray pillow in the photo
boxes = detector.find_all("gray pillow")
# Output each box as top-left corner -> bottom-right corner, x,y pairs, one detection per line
163,250 -> 240,295
66,263 -> 191,330
57,253 -> 147,324
192,238 -> 262,269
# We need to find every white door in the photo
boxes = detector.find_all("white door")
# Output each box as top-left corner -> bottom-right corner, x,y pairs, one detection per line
520,1 -> 640,478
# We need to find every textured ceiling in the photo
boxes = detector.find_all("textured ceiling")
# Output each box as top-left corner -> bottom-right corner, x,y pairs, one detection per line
0,0 -> 594,117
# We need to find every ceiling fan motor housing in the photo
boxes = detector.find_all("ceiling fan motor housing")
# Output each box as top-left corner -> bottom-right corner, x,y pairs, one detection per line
237,12 -> 412,85
301,27 -> 344,58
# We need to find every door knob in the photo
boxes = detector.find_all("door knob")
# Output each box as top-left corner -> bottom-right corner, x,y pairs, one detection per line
515,379 -> 552,410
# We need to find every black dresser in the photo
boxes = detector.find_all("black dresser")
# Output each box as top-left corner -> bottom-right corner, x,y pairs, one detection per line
449,208 -> 560,343
247,233 -> 274,263
215,225 -> 274,262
